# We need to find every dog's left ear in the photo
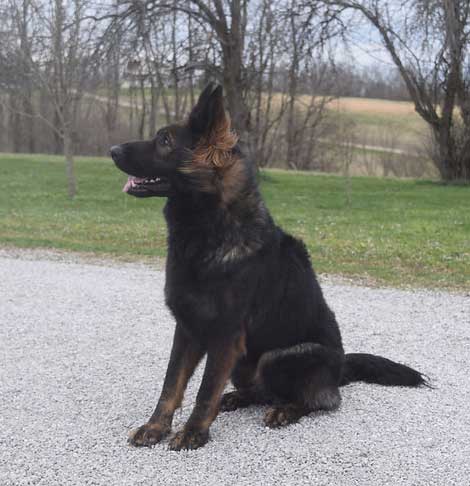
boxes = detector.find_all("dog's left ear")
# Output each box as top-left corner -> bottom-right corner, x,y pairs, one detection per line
188,84 -> 228,139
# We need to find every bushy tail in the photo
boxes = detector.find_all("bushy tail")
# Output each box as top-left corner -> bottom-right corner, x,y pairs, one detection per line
340,353 -> 427,387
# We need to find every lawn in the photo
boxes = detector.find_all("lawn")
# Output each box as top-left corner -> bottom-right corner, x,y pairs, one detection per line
1,153 -> 469,290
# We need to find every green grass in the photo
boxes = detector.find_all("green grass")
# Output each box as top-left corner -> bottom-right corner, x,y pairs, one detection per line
1,153 -> 469,290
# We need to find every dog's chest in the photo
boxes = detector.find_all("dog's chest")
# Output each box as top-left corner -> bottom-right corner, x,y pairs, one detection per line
166,277 -> 218,322
164,264 -> 229,329
164,257 -> 257,338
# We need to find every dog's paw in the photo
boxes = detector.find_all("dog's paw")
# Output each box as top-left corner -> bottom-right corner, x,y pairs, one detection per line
128,423 -> 170,447
263,405 -> 305,428
220,391 -> 250,412
168,429 -> 209,451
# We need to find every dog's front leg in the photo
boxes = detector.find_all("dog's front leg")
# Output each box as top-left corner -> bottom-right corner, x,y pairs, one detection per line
168,332 -> 245,450
129,324 -> 203,447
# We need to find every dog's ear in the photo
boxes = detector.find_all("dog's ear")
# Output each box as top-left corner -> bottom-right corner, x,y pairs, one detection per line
188,83 -> 227,138
187,83 -> 238,169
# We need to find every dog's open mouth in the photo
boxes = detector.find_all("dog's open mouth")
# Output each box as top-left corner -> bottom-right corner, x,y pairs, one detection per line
122,175 -> 171,197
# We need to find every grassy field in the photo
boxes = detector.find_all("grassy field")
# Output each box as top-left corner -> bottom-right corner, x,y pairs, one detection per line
1,153 -> 469,290
328,97 -> 428,157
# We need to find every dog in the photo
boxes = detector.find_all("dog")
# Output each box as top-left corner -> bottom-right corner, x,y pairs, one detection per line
110,83 -> 426,451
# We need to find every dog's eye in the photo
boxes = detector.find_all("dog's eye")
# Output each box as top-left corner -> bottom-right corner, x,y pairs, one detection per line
159,133 -> 171,147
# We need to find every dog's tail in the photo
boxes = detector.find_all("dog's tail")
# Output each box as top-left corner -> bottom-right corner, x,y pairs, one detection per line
340,353 -> 428,387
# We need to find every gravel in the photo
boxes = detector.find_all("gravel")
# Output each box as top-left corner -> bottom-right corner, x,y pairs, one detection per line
1,249 -> 469,486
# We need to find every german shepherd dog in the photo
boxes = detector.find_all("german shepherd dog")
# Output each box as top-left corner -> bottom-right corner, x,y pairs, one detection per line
110,84 -> 425,451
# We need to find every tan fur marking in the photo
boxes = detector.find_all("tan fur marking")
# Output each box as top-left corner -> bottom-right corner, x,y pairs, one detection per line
192,332 -> 246,430
218,158 -> 246,204
192,116 -> 238,168
160,371 -> 186,412
180,113 -> 245,202
157,349 -> 202,418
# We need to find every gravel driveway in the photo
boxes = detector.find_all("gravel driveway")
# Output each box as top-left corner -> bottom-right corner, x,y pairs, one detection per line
1,249 -> 469,486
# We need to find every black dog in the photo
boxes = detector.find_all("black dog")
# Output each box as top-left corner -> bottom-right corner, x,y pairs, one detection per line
110,83 -> 425,451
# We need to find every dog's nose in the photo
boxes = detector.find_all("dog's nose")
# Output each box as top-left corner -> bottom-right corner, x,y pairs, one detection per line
110,145 -> 123,161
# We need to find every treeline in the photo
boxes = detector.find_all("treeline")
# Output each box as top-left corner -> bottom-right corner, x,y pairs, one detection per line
334,65 -> 409,101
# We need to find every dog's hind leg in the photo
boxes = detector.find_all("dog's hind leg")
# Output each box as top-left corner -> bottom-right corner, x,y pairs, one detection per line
220,356 -> 273,412
220,384 -> 272,411
258,343 -> 343,428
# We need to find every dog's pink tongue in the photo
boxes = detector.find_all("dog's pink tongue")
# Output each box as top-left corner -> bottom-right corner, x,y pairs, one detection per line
122,176 -> 145,193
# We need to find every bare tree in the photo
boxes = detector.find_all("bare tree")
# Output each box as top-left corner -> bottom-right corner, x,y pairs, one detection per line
245,0 -> 288,166
0,0 -> 101,197
103,1 -> 122,144
324,0 -> 470,182
17,0 -> 35,152
0,0 -> 34,152
113,0 -> 251,138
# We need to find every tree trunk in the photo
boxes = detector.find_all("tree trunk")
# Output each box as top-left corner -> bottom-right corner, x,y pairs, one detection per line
220,0 -> 250,140
138,76 -> 147,140
286,79 -> 298,169
171,5 -> 181,120
22,94 -> 35,153
221,44 -> 250,143
286,39 -> 299,168
106,0 -> 121,141
148,78 -> 159,138
433,124 -> 470,182
53,107 -> 64,154
20,0 -> 35,153
223,68 -> 249,133
187,15 -> 195,107
9,94 -> 21,153
105,66 -> 120,140
63,130 -> 77,198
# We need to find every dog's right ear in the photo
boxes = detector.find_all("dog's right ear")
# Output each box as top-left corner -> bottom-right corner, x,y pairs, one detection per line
188,83 -> 226,138
186,83 -> 238,170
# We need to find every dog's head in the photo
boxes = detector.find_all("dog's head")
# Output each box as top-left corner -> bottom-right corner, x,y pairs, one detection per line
110,83 -> 246,202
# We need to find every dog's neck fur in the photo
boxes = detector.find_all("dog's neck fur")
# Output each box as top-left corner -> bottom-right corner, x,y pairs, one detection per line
164,181 -> 275,269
